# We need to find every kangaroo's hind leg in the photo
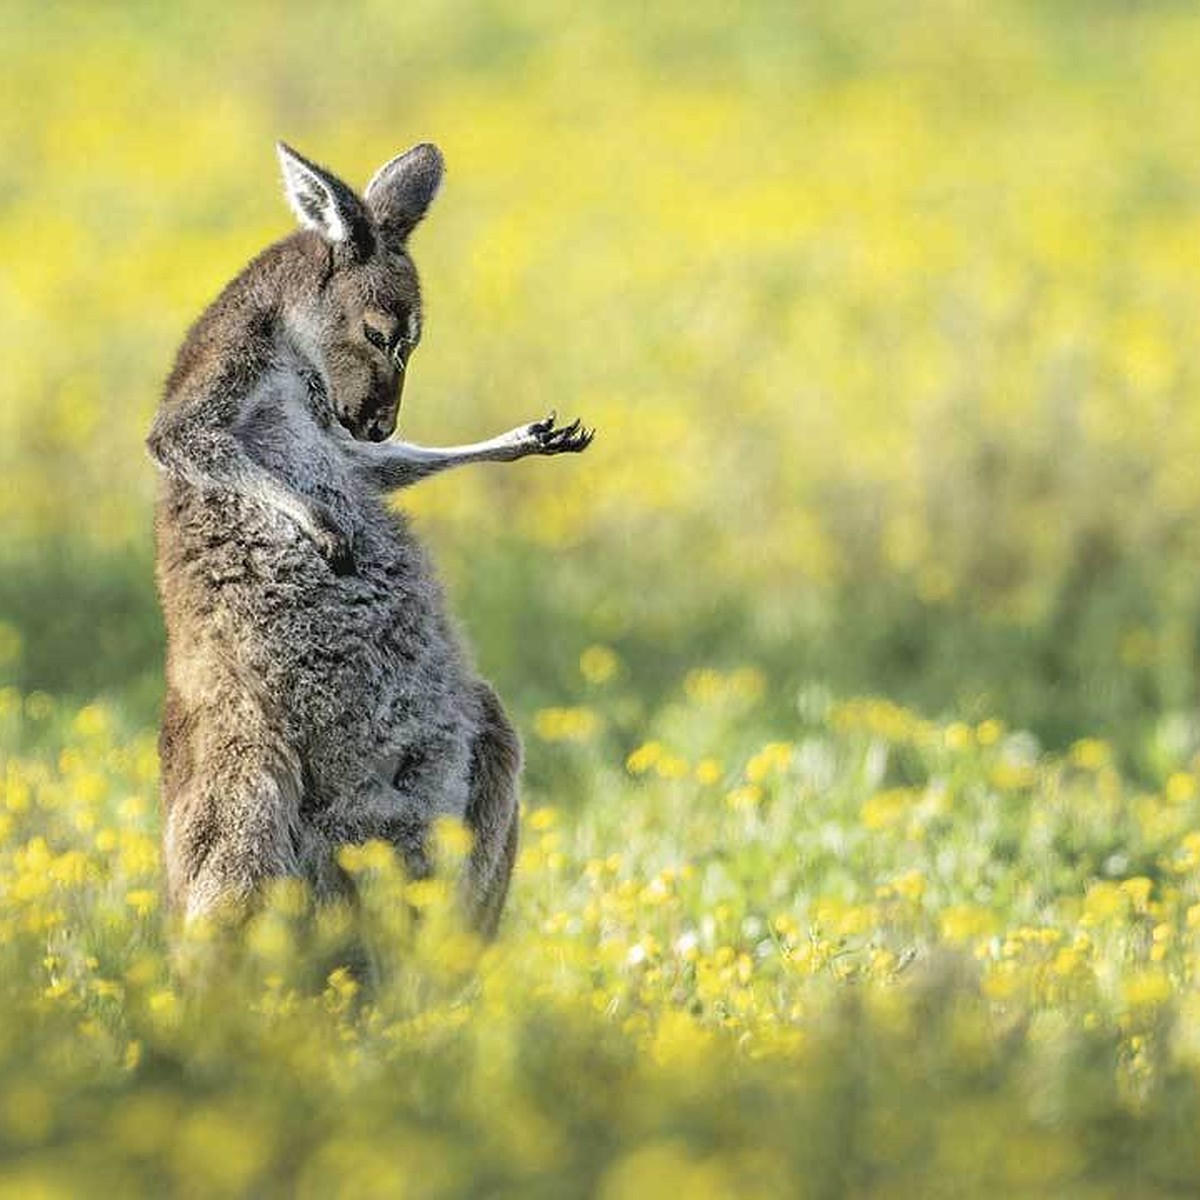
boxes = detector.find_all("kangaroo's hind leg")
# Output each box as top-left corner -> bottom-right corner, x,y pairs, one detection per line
462,682 -> 522,938
162,716 -> 303,923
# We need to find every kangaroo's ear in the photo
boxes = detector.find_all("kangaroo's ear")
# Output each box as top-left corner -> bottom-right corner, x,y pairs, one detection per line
276,142 -> 374,258
365,143 -> 444,245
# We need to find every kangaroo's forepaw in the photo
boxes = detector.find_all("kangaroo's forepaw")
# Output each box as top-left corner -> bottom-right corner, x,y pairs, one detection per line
312,505 -> 356,576
528,413 -> 595,455
326,537 -> 357,577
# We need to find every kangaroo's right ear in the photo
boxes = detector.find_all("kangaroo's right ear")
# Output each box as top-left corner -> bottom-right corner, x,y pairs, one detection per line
276,142 -> 374,258
365,143 -> 445,246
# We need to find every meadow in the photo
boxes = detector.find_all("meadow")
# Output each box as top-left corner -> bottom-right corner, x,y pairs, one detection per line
6,1 -> 1200,1193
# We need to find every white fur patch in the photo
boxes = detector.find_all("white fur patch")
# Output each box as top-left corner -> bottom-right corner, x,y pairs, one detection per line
277,144 -> 350,243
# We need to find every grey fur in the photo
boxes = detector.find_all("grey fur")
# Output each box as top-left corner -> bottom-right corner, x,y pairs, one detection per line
148,142 -> 593,930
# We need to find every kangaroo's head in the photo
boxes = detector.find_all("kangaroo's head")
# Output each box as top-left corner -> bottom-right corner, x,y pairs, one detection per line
276,141 -> 444,442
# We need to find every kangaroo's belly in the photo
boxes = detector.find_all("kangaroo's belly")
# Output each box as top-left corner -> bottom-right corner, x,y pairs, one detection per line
157,485 -> 479,828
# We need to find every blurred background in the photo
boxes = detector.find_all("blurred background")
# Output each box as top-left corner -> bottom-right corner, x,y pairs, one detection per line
11,7 -> 1200,1191
6,0 -> 1200,776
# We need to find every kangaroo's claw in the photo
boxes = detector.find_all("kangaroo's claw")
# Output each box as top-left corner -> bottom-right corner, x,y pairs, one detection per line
529,415 -> 594,455
311,504 -> 357,575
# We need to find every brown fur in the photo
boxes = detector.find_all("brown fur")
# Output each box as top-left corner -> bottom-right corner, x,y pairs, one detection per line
147,142 -> 591,932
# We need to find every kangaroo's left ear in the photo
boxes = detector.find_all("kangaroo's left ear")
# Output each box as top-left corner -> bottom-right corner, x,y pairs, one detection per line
365,143 -> 445,246
276,141 -> 374,258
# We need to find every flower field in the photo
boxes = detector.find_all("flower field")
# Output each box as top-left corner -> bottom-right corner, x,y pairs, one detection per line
7,682 -> 1200,1196
8,2 -> 1200,1194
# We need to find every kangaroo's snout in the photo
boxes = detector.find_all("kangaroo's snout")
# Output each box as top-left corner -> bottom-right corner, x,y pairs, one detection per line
360,368 -> 404,442
338,407 -> 395,442
336,368 -> 401,442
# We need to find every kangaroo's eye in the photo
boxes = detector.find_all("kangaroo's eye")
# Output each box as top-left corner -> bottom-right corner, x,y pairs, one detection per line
363,324 -> 389,353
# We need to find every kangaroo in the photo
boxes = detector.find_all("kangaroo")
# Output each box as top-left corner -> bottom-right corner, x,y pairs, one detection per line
147,141 -> 592,936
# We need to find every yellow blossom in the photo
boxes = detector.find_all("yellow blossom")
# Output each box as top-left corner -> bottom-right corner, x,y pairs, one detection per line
533,706 -> 600,743
626,741 -> 664,775
579,645 -> 619,685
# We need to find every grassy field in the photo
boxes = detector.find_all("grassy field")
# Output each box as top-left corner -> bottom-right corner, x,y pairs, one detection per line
7,1 -> 1200,1194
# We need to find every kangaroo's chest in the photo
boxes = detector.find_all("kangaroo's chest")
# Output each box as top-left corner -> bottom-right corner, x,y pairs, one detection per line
240,385 -> 356,511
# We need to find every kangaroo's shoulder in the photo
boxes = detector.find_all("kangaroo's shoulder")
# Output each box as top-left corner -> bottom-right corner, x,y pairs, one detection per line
162,235 -> 326,408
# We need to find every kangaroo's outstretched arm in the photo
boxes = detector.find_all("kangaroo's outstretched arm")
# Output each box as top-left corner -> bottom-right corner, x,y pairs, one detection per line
344,413 -> 594,492
147,386 -> 354,572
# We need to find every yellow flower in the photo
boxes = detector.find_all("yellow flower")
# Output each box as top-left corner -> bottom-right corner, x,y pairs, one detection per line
1118,876 -> 1153,913
726,784 -> 762,812
147,989 -> 179,1020
943,722 -> 973,751
626,741 -> 663,775
431,816 -> 474,861
579,644 -> 619,684
1122,971 -> 1172,1011
939,905 -> 998,943
336,839 -> 397,875
1070,738 -> 1111,771
528,806 -> 558,832
125,889 -> 158,917
891,869 -> 927,902
1051,948 -> 1081,976
533,706 -> 600,743
682,667 -> 764,706
1165,772 -> 1197,805
325,966 -> 360,1008
655,753 -> 690,780
861,788 -> 914,831
1081,881 -> 1125,925
745,741 -> 792,783
990,762 -> 1035,790
405,878 -> 451,911
4,775 -> 31,813
975,719 -> 1005,746
772,913 -> 799,940
72,703 -> 111,739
